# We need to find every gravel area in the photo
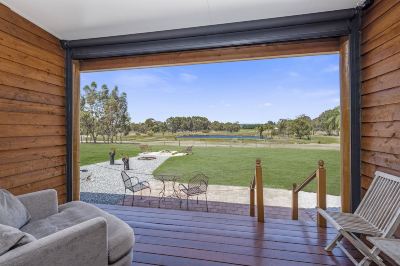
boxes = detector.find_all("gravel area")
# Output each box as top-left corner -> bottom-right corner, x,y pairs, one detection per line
80,152 -> 173,196
80,192 -> 123,205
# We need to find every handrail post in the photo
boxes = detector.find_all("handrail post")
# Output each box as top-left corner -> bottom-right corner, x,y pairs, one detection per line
292,183 -> 298,220
255,159 -> 264,223
250,181 -> 255,217
317,160 -> 327,228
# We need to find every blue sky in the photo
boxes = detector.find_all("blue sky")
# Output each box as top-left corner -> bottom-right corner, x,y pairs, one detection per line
81,54 -> 339,123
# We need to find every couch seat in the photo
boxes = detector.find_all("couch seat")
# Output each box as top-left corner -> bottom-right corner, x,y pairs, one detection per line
21,201 -> 134,264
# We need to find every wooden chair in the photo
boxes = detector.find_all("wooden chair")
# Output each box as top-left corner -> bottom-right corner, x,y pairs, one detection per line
318,171 -> 400,266
179,172 -> 209,211
121,171 -> 151,206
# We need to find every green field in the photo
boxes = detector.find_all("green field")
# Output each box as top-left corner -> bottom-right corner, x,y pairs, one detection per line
80,143 -> 141,166
80,143 -> 340,195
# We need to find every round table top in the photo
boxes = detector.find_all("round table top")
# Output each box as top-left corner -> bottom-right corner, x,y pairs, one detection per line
153,174 -> 180,182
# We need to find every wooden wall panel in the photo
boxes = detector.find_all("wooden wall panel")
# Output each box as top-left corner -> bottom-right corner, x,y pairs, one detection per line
361,1 -> 400,198
0,4 -> 66,203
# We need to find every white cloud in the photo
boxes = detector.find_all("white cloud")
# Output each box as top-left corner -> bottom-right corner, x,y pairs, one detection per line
263,102 -> 272,107
112,72 -> 178,93
219,100 -> 232,107
179,73 -> 198,82
322,65 -> 339,73
332,98 -> 340,103
289,71 -> 300,77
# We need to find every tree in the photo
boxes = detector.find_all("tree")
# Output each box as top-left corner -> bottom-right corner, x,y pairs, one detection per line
264,121 -> 275,138
210,121 -> 223,131
316,106 -> 340,135
290,115 -> 312,139
326,107 -> 340,135
80,83 -> 131,143
255,125 -> 265,139
81,82 -> 103,143
158,122 -> 168,137
277,119 -> 290,137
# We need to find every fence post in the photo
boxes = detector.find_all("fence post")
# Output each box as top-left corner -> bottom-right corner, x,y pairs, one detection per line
292,183 -> 298,220
317,160 -> 327,228
255,159 -> 264,223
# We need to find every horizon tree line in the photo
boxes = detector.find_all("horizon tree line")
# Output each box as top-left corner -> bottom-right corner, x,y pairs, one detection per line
131,106 -> 340,139
79,81 -> 340,141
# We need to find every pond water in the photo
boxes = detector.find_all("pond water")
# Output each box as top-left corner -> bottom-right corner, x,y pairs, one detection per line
177,134 -> 262,140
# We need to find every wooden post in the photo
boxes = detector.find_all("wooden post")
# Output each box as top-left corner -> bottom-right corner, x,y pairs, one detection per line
250,184 -> 255,217
340,36 -> 351,213
317,160 -> 326,227
292,183 -> 298,220
255,159 -> 264,223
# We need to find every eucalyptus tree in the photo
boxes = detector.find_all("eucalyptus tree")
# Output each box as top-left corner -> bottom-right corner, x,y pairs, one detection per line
290,115 -> 312,139
80,83 -> 131,143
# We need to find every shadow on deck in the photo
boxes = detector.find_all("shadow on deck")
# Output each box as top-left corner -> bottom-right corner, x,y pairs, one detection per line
98,204 -> 359,266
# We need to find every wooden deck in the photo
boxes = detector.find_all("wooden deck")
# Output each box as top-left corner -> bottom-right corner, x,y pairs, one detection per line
98,204 -> 357,265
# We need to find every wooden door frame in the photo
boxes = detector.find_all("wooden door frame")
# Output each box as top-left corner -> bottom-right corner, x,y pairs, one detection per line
64,8 -> 361,210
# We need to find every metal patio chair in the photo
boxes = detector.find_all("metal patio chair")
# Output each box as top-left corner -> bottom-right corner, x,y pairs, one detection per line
318,171 -> 400,266
179,172 -> 209,211
121,171 -> 151,206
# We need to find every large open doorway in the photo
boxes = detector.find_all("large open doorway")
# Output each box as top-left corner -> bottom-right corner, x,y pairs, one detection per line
71,37 -> 353,217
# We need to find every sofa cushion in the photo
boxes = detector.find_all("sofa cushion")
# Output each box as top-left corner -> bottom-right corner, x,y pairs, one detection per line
0,224 -> 36,256
21,201 -> 134,264
0,189 -> 31,228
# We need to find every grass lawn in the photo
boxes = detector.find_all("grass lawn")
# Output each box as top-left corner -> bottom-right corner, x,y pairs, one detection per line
80,143 -> 141,166
80,143 -> 340,195
154,146 -> 340,195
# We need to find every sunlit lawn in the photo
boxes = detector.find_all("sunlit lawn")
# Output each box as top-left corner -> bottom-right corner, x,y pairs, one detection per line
80,143 -> 141,166
154,146 -> 340,195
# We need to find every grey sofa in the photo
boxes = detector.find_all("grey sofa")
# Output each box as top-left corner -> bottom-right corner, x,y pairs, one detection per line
0,189 -> 134,266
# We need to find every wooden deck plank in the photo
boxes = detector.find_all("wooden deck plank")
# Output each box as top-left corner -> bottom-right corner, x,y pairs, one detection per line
99,205 -> 338,235
135,243 -> 318,266
99,204 -> 315,226
109,211 -> 336,240
98,205 -> 353,265
136,235 -> 352,265
133,251 -> 233,266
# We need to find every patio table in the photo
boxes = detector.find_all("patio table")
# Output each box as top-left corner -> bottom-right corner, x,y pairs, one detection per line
153,174 -> 181,207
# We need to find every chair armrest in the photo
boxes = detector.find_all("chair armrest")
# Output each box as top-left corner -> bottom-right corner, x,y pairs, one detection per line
0,217 -> 108,266
17,189 -> 58,221
130,176 -> 140,185
200,180 -> 208,188
179,183 -> 188,191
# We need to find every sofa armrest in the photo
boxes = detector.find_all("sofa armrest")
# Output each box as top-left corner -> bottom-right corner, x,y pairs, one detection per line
0,217 -> 108,266
17,189 -> 58,221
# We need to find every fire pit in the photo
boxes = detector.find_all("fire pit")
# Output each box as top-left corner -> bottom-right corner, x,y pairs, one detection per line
138,156 -> 157,160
